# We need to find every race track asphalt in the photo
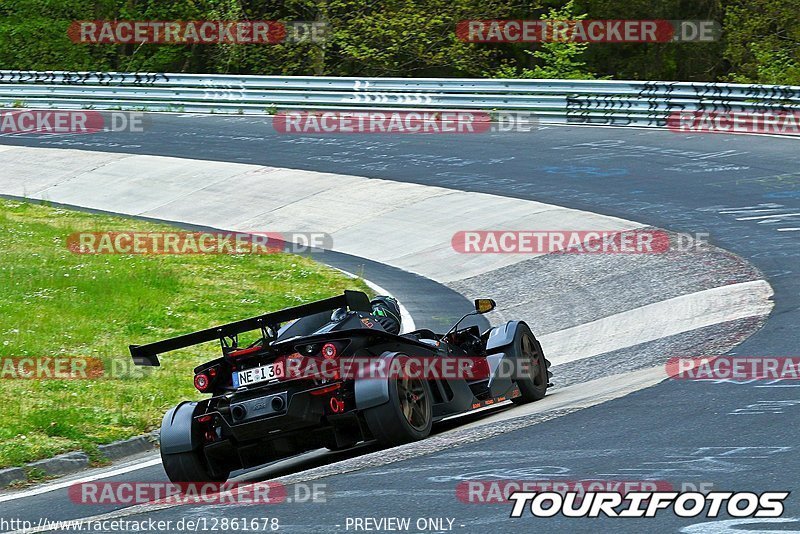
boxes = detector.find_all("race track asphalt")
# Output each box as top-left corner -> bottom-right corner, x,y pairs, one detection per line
1,117 -> 799,533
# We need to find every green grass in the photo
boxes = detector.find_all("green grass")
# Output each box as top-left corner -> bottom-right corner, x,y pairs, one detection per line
0,199 -> 371,468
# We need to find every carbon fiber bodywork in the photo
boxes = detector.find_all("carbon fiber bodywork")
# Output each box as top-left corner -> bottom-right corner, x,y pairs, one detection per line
137,292 -> 541,477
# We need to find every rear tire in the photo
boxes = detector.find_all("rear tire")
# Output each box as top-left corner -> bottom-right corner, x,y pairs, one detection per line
364,369 -> 433,446
161,448 -> 229,483
508,323 -> 550,404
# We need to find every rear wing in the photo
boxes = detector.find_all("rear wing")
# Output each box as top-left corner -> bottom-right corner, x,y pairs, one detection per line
129,290 -> 372,367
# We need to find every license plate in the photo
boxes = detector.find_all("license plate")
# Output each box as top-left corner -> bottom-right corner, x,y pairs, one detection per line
233,361 -> 284,388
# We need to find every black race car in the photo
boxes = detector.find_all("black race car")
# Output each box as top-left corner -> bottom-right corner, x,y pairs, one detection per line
130,290 -> 551,483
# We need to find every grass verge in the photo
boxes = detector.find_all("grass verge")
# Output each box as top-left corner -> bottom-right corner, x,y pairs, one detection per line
0,199 -> 371,468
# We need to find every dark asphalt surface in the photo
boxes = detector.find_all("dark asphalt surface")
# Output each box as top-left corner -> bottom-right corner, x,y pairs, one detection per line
1,117 -> 799,533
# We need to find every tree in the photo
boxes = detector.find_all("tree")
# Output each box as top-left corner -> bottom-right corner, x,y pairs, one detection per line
722,0 -> 800,85
493,0 -> 598,79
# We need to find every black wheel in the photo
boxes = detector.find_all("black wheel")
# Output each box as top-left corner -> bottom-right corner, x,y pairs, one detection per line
159,403 -> 229,483
161,448 -> 229,483
508,323 -> 551,404
363,366 -> 433,446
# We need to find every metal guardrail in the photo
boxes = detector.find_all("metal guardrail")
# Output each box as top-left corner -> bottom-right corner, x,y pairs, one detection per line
1,70 -> 799,127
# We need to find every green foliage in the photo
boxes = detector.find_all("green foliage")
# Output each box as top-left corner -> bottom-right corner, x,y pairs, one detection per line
0,1 -> 797,85
572,0 -> 726,81
722,0 -> 800,85
492,0 -> 597,79
0,199 -> 371,467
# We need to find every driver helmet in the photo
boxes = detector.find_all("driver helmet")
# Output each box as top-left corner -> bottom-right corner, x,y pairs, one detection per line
370,296 -> 402,334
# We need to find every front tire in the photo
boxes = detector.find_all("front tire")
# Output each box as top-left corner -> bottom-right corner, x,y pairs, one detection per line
364,370 -> 433,446
508,323 -> 551,404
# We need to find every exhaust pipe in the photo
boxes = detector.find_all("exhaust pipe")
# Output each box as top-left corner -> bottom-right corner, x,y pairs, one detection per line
231,404 -> 247,421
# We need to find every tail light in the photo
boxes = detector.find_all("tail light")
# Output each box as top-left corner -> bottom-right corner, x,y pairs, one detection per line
194,373 -> 211,392
194,363 -> 222,392
321,343 -> 337,360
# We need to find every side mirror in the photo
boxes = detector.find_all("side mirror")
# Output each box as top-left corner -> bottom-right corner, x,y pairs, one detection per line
474,298 -> 496,314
